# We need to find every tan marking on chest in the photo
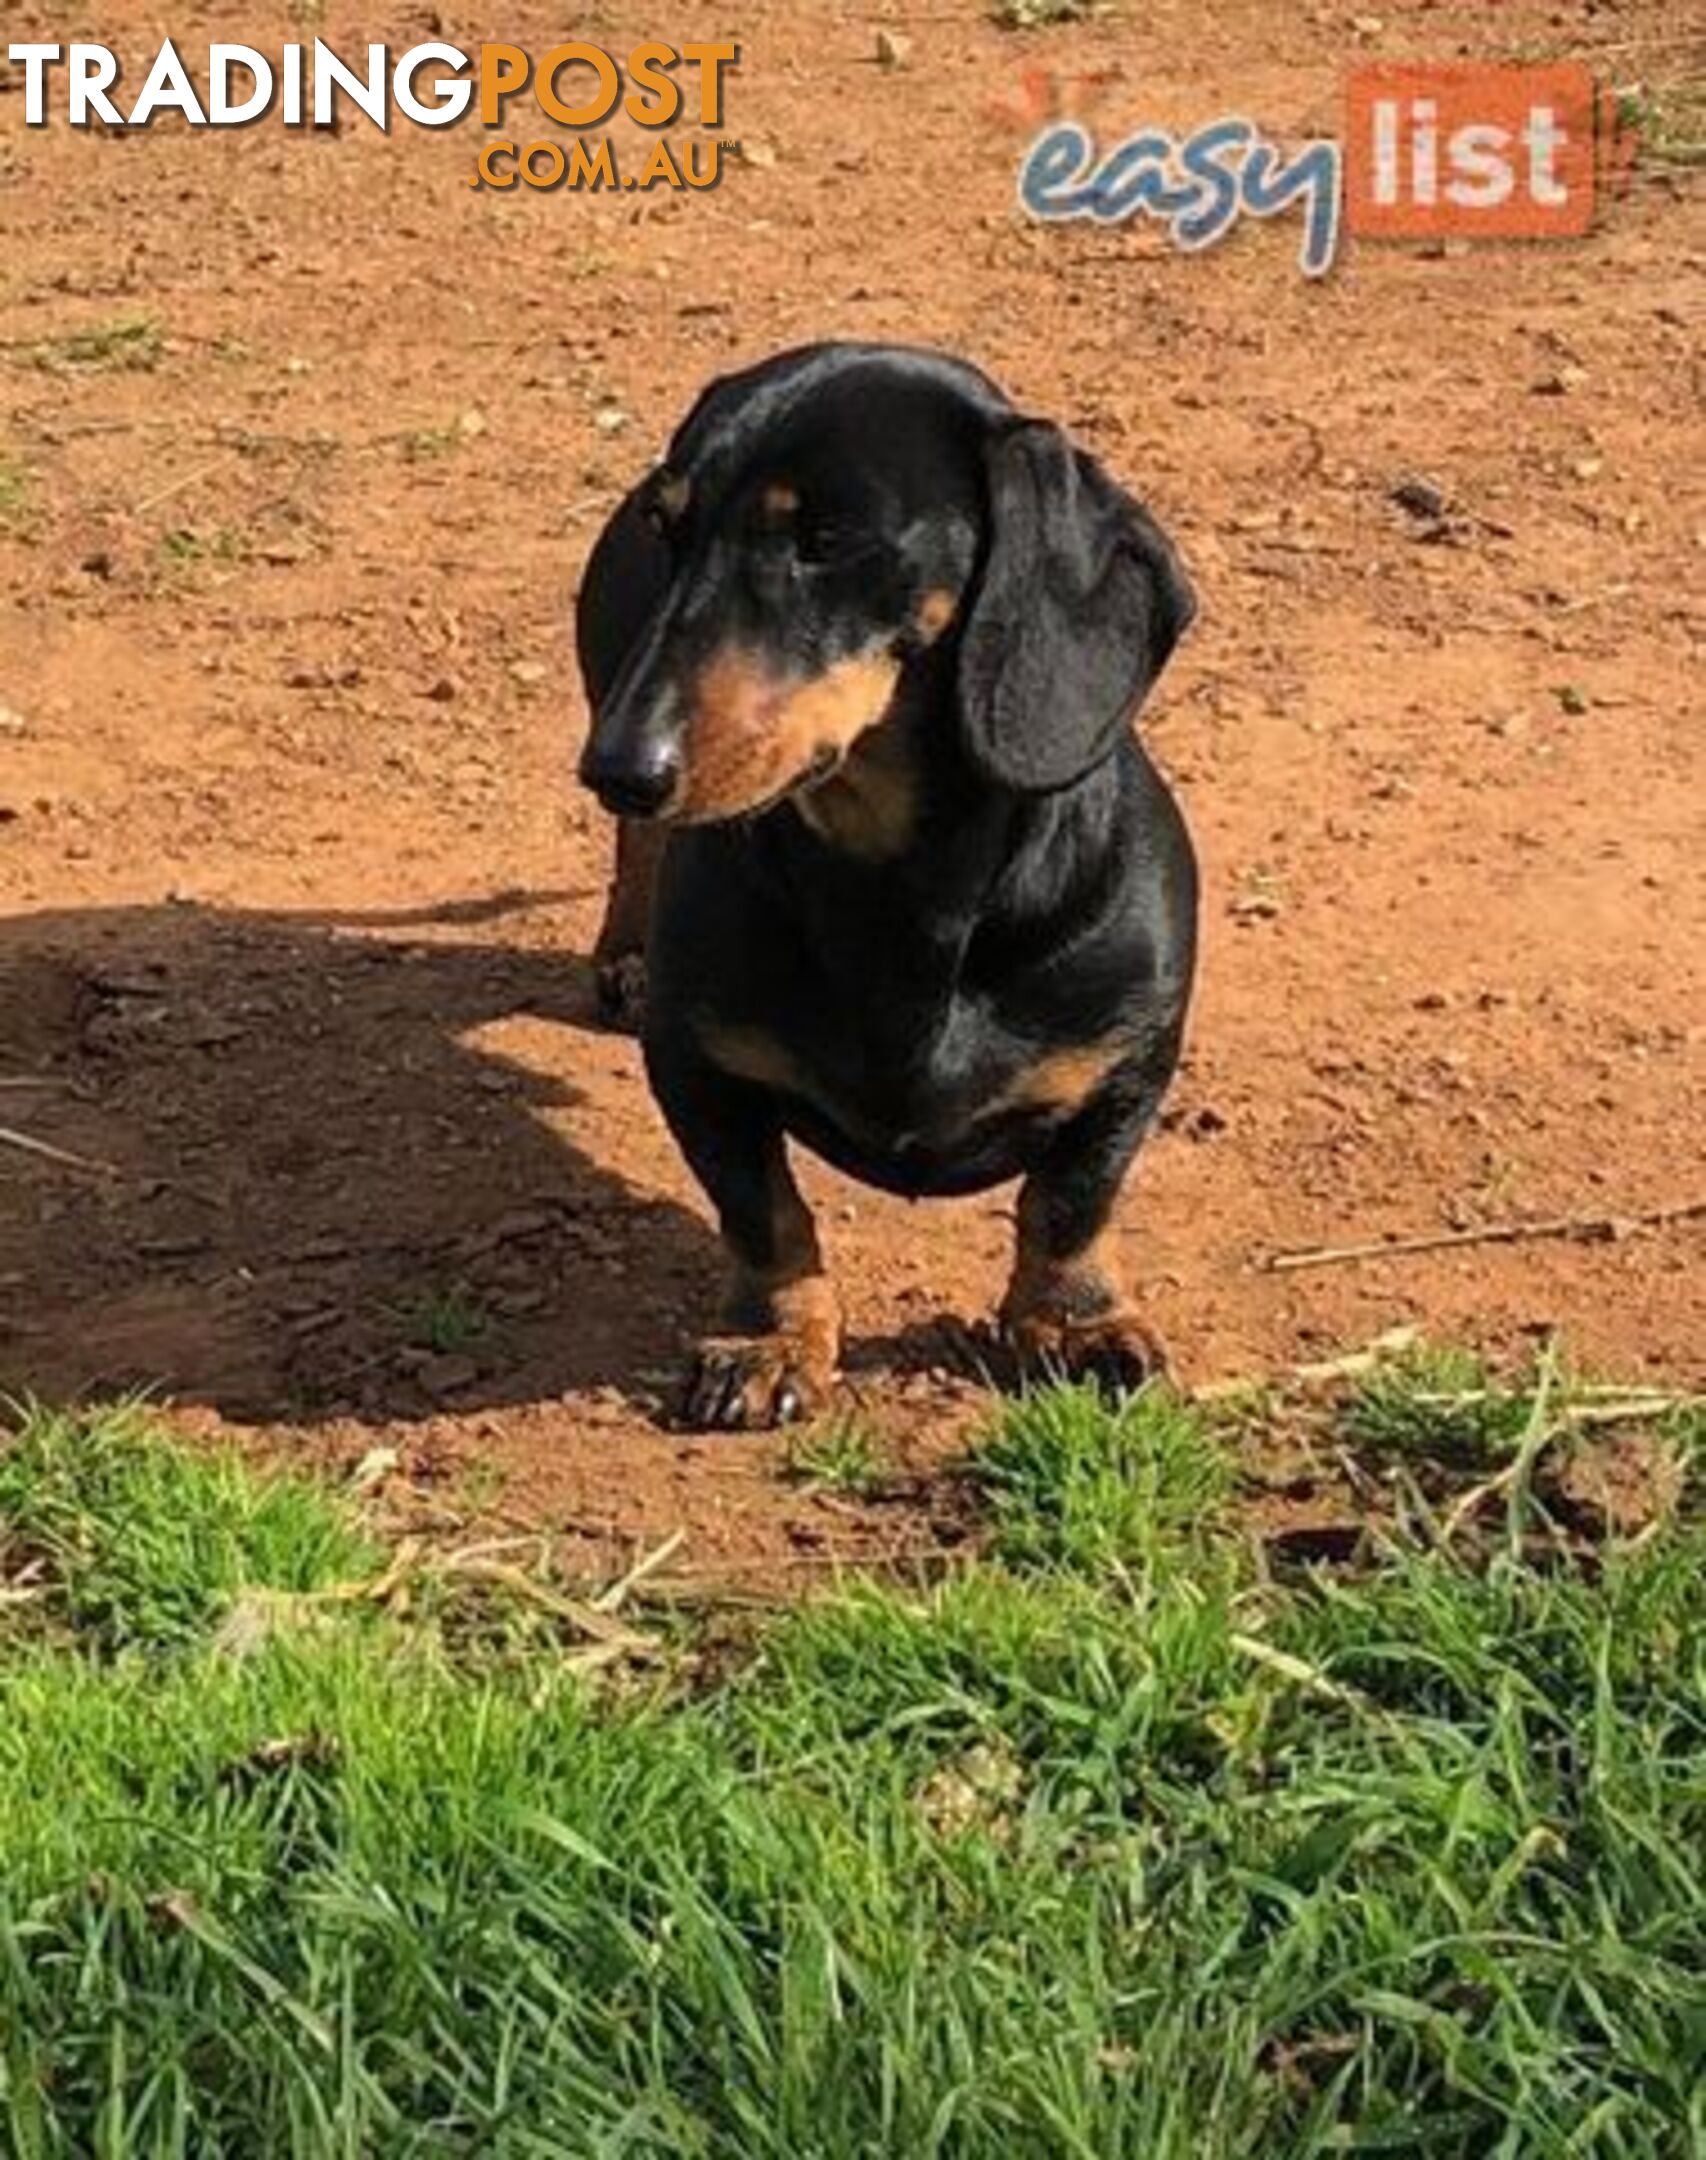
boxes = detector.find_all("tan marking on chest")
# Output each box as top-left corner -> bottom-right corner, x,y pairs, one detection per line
793,713 -> 918,859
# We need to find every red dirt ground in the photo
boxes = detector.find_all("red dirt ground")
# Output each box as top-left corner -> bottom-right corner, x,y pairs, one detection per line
2,2 -> 1701,1580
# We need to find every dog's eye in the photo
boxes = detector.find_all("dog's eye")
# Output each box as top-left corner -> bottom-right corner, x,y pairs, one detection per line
799,516 -> 846,561
794,514 -> 867,570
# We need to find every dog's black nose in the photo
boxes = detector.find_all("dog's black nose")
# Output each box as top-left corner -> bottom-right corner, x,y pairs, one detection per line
580,739 -> 680,819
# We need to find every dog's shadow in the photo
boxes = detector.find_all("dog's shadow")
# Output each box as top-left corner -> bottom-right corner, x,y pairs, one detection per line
0,892 -> 727,1426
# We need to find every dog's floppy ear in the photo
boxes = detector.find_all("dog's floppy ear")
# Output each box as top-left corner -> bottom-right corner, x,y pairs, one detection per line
957,419 -> 1195,792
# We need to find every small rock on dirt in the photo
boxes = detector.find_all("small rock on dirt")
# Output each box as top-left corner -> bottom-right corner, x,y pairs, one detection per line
416,1353 -> 480,1399
1389,474 -> 1448,521
875,29 -> 910,66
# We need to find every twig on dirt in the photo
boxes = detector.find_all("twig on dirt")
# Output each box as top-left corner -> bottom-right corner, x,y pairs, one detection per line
1574,32 -> 1706,56
436,1553 -> 661,1653
1566,1398 -> 1700,1428
325,1536 -> 424,1606
593,1529 -> 687,1614
0,1124 -> 119,1177
1261,1197 -> 1706,1274
638,1543 -> 975,1599
132,454 -> 229,520
0,1561 -> 49,1609
1437,1342 -> 1566,1556
0,1077 -> 70,1092
1194,1326 -> 1420,1403
434,1533 -> 551,1569
324,1538 -> 665,1658
1414,1384 -> 1699,1430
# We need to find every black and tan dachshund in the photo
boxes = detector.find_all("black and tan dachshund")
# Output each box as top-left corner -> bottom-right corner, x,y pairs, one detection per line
576,342 -> 1197,1429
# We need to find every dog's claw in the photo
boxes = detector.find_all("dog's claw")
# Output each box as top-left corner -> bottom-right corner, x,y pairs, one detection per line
1004,1309 -> 1169,1396
683,1336 -> 826,1431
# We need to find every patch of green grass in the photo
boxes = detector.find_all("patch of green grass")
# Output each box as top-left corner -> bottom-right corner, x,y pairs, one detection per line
0,1378 -> 1700,2154
991,0 -> 1105,25
399,423 -> 460,462
33,316 -> 164,373
157,525 -> 242,569
0,451 -> 29,526
399,1288 -> 488,1355
785,1416 -> 888,1497
397,413 -> 486,463
1619,77 -> 1706,167
0,1401 -> 374,1654
1341,1342 -> 1534,1469
979,1379 -> 1230,1573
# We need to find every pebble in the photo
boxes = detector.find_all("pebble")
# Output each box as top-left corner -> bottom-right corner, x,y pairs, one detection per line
0,702 -> 27,736
1389,474 -> 1448,520
417,1353 -> 479,1399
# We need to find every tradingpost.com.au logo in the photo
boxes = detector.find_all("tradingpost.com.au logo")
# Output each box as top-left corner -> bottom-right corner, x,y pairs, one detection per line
1017,60 -> 1636,275
4,38 -> 740,193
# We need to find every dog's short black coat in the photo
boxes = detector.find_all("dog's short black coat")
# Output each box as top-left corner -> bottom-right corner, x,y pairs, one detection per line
576,341 -> 1198,1429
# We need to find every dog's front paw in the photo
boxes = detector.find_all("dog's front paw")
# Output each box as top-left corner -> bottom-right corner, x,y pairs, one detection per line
1003,1307 -> 1170,1394
595,952 -> 647,1035
683,1333 -> 833,1430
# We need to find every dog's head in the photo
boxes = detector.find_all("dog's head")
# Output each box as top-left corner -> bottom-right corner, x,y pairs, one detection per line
577,343 -> 1194,823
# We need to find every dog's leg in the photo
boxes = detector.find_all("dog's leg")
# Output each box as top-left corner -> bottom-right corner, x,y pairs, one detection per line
647,1043 -> 839,1428
591,818 -> 668,1034
1000,1070 -> 1172,1390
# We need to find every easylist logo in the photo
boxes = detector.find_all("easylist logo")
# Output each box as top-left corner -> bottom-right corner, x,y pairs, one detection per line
4,38 -> 740,192
1016,57 -> 1630,277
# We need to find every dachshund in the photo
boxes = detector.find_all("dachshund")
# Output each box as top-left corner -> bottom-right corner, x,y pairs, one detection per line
576,342 -> 1197,1429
